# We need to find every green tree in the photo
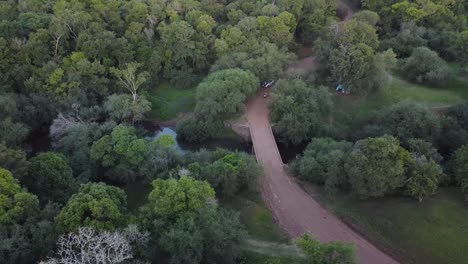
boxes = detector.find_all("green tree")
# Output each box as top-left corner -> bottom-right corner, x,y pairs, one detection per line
270,79 -> 332,145
0,118 -> 29,147
298,9 -> 337,44
158,20 -> 210,84
0,203 -> 59,264
55,182 -> 127,233
160,216 -> 204,264
296,235 -> 356,264
257,12 -> 296,48
27,152 -> 76,204
110,62 -> 149,104
452,30 -> 468,69
160,206 -> 245,264
450,145 -> 468,197
329,43 -> 375,92
146,177 -> 215,220
91,124 -> 148,182
55,121 -> 115,181
345,136 -> 411,199
195,69 -> 258,119
405,155 -> 442,202
0,144 -> 29,180
0,168 -> 39,225
294,138 -> 352,194
363,101 -> 441,144
194,152 -> 260,198
211,42 -> 295,81
406,138 -> 443,163
400,46 -> 450,85
315,17 -> 395,94
104,94 -> 151,124
196,206 -> 245,264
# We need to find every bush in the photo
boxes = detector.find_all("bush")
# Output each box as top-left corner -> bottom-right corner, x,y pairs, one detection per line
449,145 -> 468,197
361,101 -> 441,144
296,234 -> 356,264
345,135 -> 411,199
192,152 -> 260,198
400,46 -> 450,85
293,138 -> 352,194
27,152 -> 76,204
269,79 -> 332,145
195,69 -> 258,119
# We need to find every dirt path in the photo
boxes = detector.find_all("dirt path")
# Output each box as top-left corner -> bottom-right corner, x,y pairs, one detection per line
245,92 -> 399,264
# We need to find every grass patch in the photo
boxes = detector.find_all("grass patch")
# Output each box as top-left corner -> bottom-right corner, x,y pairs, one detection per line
224,192 -> 288,243
334,77 -> 468,116
239,251 -> 303,264
316,187 -> 468,264
332,77 -> 468,124
144,82 -> 197,121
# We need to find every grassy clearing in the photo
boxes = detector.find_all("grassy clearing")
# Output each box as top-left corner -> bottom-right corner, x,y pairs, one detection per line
143,82 -> 197,121
316,187 -> 468,264
224,192 -> 304,263
331,76 -> 468,132
333,77 -> 468,119
224,192 -> 289,243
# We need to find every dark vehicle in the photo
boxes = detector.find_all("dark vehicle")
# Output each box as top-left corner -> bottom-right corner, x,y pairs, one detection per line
261,80 -> 275,88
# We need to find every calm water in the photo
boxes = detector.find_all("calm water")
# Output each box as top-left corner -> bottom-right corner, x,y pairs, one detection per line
145,126 -> 252,153
126,126 -> 252,209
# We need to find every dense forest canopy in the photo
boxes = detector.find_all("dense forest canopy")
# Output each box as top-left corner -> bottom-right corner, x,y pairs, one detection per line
0,0 -> 467,263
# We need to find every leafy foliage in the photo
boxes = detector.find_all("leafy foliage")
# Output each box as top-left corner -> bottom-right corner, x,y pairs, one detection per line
146,177 -> 215,220
296,234 -> 356,264
195,68 -> 258,119
55,183 -> 127,233
91,125 -> 148,182
0,168 -> 39,225
270,79 -> 332,145
399,47 -> 450,85
345,136 -> 411,199
27,152 -> 76,204
293,138 -> 352,194
450,145 -> 468,197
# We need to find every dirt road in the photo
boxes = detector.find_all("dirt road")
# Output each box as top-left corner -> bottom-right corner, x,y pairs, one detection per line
245,92 -> 399,264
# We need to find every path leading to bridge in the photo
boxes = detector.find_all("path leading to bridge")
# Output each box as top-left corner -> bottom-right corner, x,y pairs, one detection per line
245,91 -> 399,264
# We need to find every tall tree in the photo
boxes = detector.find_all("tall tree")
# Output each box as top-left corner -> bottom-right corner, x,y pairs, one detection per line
0,168 -> 39,225
270,79 -> 332,145
55,182 -> 127,233
195,69 -> 258,119
345,135 -> 411,199
111,63 -> 149,103
27,152 -> 76,204
146,177 -> 215,220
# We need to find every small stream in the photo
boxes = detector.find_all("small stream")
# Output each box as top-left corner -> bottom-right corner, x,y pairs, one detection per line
145,126 -> 252,153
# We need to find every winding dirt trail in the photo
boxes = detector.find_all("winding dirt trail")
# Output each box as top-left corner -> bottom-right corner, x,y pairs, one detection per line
245,91 -> 399,264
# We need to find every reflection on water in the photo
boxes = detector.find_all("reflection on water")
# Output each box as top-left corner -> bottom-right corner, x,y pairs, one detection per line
127,126 -> 252,209
146,126 -> 251,153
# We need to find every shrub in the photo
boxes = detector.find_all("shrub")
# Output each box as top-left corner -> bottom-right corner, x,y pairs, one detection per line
400,46 -> 450,85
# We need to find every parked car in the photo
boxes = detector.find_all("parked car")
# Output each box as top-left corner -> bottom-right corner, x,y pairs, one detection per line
261,80 -> 275,88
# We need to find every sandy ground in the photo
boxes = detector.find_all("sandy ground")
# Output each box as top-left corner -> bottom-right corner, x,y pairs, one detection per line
245,91 -> 399,264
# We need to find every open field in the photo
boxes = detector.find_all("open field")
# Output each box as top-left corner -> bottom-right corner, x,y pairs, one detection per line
225,192 -> 307,263
143,82 -> 197,121
331,76 -> 468,134
333,77 -> 468,119
314,187 -> 468,264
